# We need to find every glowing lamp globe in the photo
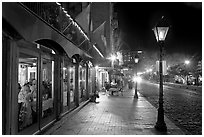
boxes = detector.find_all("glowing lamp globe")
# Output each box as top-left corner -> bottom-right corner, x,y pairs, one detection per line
153,16 -> 169,42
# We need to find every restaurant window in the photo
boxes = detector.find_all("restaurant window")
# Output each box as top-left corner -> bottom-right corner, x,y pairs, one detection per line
69,66 -> 75,106
18,53 -> 38,131
62,59 -> 69,111
88,68 -> 92,95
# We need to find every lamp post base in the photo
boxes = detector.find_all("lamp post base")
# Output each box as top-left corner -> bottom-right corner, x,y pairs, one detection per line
155,106 -> 167,132
134,89 -> 138,98
155,121 -> 167,132
134,94 -> 138,98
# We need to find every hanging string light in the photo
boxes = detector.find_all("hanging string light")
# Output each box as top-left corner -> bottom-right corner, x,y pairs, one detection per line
55,2 -> 89,41
56,2 -> 61,6
63,10 -> 67,14
66,13 -> 70,18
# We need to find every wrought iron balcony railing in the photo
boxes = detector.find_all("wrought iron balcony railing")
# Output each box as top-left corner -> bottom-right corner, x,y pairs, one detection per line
20,2 -> 87,47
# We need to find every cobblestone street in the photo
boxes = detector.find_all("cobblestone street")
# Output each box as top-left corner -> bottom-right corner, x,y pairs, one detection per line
139,81 -> 202,135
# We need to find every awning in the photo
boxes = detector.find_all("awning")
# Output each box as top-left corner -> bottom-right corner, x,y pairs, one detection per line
2,2 -> 92,59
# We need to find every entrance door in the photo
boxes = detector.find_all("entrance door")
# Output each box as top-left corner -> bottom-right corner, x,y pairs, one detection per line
17,48 -> 39,134
40,50 -> 55,128
62,57 -> 69,113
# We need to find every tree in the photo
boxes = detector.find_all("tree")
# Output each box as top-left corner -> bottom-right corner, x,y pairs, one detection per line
165,53 -> 190,67
139,51 -> 158,72
191,60 -> 202,85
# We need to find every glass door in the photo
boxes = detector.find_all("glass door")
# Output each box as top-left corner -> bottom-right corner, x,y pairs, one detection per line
79,65 -> 86,103
40,55 -> 55,128
62,57 -> 69,113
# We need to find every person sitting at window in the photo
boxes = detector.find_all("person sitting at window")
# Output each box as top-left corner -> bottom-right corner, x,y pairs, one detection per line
18,85 -> 33,129
30,79 -> 37,123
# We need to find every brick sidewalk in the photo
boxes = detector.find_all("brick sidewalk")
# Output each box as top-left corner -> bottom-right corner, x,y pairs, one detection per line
44,88 -> 185,135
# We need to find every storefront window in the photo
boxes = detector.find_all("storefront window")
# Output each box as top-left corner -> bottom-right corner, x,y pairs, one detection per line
79,65 -> 86,101
62,60 -> 69,110
88,68 -> 92,95
18,53 -> 38,131
82,67 -> 86,98
41,58 -> 54,119
69,66 -> 75,104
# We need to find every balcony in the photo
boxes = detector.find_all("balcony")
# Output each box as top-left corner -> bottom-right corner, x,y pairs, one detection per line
20,2 -> 88,47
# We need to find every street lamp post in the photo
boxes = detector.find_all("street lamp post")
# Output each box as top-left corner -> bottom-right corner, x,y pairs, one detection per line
185,60 -> 190,85
152,16 -> 169,132
134,54 -> 139,98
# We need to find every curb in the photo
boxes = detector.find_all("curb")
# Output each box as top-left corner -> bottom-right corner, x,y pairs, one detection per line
44,99 -> 90,135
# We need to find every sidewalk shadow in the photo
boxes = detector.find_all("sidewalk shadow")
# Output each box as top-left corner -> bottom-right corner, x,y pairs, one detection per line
152,128 -> 168,135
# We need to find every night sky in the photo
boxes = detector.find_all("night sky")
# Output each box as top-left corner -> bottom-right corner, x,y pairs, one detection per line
115,2 -> 202,56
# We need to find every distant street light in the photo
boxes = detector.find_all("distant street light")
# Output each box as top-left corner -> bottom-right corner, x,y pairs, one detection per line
109,54 -> 117,68
134,54 -> 139,98
146,68 -> 153,73
184,60 -> 190,85
138,50 -> 143,54
152,16 -> 169,132
185,60 -> 190,65
110,54 -> 117,61
146,68 -> 153,80
95,65 -> 99,70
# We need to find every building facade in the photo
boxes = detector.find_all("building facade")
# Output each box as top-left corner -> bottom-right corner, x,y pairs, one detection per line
2,2 -> 102,134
